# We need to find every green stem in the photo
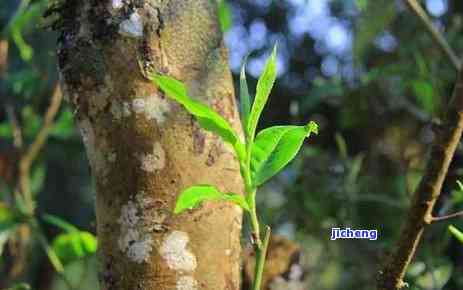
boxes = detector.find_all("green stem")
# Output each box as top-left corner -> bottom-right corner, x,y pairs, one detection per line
248,190 -> 261,248
252,225 -> 271,290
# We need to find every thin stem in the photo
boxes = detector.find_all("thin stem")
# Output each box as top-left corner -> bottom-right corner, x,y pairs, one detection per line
405,0 -> 461,70
248,190 -> 261,249
252,225 -> 271,290
18,85 -> 62,213
431,211 -> 463,223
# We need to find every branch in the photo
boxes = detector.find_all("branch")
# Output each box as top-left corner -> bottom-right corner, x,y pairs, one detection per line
431,210 -> 463,223
376,67 -> 463,290
405,0 -> 461,70
18,85 -> 62,212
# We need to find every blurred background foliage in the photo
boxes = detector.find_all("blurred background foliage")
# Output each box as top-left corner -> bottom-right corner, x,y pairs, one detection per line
1,0 -> 463,289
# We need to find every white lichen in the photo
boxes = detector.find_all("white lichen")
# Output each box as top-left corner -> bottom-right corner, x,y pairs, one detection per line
112,0 -> 124,9
160,231 -> 197,272
269,277 -> 305,290
139,142 -> 166,172
78,118 -> 95,150
118,193 -> 154,263
132,96 -> 170,124
132,98 -> 145,113
176,276 -> 198,290
119,12 -> 143,38
111,101 -> 132,120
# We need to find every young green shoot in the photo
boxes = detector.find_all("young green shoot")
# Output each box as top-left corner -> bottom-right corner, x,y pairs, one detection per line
151,45 -> 318,290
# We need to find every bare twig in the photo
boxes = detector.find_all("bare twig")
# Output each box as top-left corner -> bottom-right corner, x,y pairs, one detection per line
18,85 -> 62,213
431,210 -> 463,223
405,0 -> 461,70
376,67 -> 463,290
0,40 -> 8,76
6,105 -> 23,149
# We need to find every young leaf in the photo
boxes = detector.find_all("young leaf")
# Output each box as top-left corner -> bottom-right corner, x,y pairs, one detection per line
449,225 -> 463,244
151,74 -> 246,162
247,45 -> 277,140
251,121 -> 318,186
240,60 -> 251,135
174,185 -> 249,214
51,231 -> 98,266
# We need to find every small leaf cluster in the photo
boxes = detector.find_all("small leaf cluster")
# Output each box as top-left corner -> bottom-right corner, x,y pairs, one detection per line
152,45 -> 318,214
0,204 -> 97,272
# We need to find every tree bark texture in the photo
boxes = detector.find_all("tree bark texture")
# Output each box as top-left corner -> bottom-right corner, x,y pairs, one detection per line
56,1 -> 243,289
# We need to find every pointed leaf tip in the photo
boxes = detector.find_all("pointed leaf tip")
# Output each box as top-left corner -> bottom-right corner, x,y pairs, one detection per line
305,121 -> 319,136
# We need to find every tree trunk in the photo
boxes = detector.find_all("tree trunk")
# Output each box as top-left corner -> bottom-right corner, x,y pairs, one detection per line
56,1 -> 243,289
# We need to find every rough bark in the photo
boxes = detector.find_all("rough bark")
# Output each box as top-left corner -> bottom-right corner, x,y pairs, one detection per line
55,1 -> 243,289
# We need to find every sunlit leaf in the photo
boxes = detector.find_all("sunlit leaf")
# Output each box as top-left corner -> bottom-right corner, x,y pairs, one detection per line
251,121 -> 318,186
51,231 -> 98,265
240,59 -> 251,137
247,45 -> 277,140
151,74 -> 246,162
218,0 -> 232,33
174,185 -> 249,214
2,282 -> 31,290
449,225 -> 463,244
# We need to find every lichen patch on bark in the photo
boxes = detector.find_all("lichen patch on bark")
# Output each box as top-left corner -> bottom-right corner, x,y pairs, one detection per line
139,142 -> 166,172
176,275 -> 198,290
111,0 -> 124,10
119,11 -> 144,38
118,192 -> 156,264
132,95 -> 171,124
160,230 -> 197,272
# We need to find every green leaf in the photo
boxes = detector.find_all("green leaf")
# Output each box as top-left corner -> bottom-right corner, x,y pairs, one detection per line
247,45 -> 277,140
2,282 -> 31,290
411,79 -> 434,113
0,203 -> 21,232
0,203 -> 20,255
457,180 -> 463,191
218,0 -> 232,33
151,74 -> 246,162
51,231 -> 98,266
449,225 -> 463,244
4,0 -> 48,62
240,59 -> 251,136
174,185 -> 249,214
51,108 -> 76,139
30,163 -> 46,194
42,213 -> 79,233
356,0 -> 368,11
251,121 -> 318,186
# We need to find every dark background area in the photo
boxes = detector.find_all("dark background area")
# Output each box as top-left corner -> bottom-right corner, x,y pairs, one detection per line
1,0 -> 463,289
